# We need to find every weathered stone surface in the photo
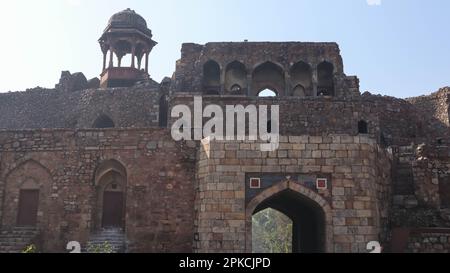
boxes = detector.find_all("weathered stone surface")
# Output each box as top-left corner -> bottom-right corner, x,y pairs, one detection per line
0,10 -> 449,254
0,129 -> 196,253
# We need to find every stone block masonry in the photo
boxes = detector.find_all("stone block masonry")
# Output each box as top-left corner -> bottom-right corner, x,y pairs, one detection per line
195,134 -> 391,253
0,19 -> 449,252
0,128 -> 196,252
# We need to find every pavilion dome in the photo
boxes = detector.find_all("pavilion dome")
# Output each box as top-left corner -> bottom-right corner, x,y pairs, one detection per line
105,8 -> 152,36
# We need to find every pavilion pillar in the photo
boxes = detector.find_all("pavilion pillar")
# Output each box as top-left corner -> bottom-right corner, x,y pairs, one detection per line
131,45 -> 136,68
109,46 -> 114,68
102,52 -> 107,71
145,52 -> 149,73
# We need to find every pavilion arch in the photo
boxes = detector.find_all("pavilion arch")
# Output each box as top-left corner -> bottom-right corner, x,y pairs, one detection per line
225,61 -> 247,95
203,60 -> 221,94
113,40 -> 133,67
134,43 -> 147,70
2,160 -> 52,228
252,61 -> 285,96
290,61 -> 313,97
317,61 -> 335,96
246,180 -> 333,253
93,114 -> 115,128
94,159 -> 127,230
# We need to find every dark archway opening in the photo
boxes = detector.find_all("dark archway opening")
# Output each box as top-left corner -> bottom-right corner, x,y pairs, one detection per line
93,115 -> 115,128
252,189 -> 325,253
290,62 -> 313,97
225,61 -> 247,95
252,62 -> 285,96
252,208 -> 293,253
317,61 -> 335,96
203,60 -> 221,94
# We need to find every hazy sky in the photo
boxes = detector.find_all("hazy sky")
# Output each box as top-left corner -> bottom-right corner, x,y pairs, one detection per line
0,0 -> 449,98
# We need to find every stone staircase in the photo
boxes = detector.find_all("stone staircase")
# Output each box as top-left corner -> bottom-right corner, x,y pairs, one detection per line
0,227 -> 40,253
85,228 -> 127,253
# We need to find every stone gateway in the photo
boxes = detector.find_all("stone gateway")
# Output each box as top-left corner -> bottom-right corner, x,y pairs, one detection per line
0,9 -> 449,253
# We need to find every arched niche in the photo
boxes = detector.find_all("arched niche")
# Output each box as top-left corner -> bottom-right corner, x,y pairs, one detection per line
203,60 -> 221,94
3,160 -> 51,228
93,114 -> 115,129
290,62 -> 313,97
252,62 -> 285,97
317,61 -> 335,96
225,61 -> 247,95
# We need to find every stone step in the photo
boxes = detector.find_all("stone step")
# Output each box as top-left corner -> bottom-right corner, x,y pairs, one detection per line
0,234 -> 36,237
96,228 -> 123,232
0,228 -> 40,253
91,232 -> 124,236
89,237 -> 124,240
85,229 -> 127,253
89,238 -> 124,242
89,235 -> 125,240
0,241 -> 34,245
0,232 -> 37,235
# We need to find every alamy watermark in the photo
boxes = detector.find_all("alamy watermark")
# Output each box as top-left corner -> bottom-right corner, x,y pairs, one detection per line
170,96 -> 280,151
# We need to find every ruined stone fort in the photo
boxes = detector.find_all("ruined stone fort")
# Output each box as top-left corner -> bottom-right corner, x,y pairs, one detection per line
0,9 -> 449,253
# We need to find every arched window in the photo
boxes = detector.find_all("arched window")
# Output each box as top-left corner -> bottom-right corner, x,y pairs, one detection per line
317,61 -> 335,96
358,120 -> 368,134
290,62 -> 312,96
93,115 -> 115,128
252,62 -> 285,97
258,88 -> 277,97
203,60 -> 221,94
225,61 -> 247,95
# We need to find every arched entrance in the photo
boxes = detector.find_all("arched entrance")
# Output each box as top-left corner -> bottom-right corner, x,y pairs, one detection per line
246,181 -> 333,253
2,160 -> 51,229
101,182 -> 125,228
94,160 -> 127,230
252,208 -> 293,253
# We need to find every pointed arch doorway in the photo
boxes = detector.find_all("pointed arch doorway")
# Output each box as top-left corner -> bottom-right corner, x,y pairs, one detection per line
95,160 -> 127,230
102,183 -> 125,228
246,181 -> 333,253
